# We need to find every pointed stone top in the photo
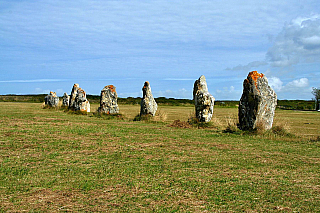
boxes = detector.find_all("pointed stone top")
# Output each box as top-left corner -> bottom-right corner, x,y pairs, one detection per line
193,75 -> 208,96
49,91 -> 57,97
102,85 -> 116,93
77,88 -> 85,94
143,81 -> 152,90
247,71 -> 264,82
199,75 -> 206,81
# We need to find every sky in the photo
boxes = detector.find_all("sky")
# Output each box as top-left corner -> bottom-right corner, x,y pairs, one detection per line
0,0 -> 320,100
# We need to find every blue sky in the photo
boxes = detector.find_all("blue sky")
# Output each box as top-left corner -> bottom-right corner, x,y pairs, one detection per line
0,0 -> 319,100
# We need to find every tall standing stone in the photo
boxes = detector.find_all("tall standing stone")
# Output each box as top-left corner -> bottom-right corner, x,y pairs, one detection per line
69,83 -> 79,110
193,75 -> 215,122
62,92 -> 70,107
75,88 -> 90,112
140,81 -> 157,116
68,83 -> 90,112
238,71 -> 277,130
98,85 -> 119,114
44,91 -> 59,107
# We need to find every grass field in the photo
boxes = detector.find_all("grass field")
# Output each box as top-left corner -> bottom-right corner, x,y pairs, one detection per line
0,102 -> 319,212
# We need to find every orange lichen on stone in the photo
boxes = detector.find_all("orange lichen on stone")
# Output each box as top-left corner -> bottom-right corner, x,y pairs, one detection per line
248,71 -> 264,83
247,71 -> 264,88
78,88 -> 86,95
143,81 -> 150,89
107,85 -> 116,93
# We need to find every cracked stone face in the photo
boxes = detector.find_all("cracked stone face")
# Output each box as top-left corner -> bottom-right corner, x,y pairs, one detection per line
68,84 -> 90,112
69,83 -> 79,110
98,85 -> 119,114
140,81 -> 157,116
44,91 -> 59,107
238,71 -> 277,130
62,93 -> 70,107
193,75 -> 215,122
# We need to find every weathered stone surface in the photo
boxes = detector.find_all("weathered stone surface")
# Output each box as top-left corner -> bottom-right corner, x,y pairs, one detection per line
75,88 -> 90,112
44,91 -> 59,107
140,81 -> 157,116
193,75 -> 215,122
62,92 -> 70,107
98,85 -> 119,114
69,83 -> 79,110
238,71 -> 277,130
68,84 -> 90,112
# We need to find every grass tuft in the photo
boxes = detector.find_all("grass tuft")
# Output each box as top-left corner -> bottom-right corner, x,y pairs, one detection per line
187,115 -> 214,128
92,112 -> 125,120
66,109 -> 89,115
133,113 -> 152,121
168,119 -> 192,128
271,124 -> 292,137
133,110 -> 167,122
0,102 -> 319,212
152,109 -> 167,122
223,115 -> 240,133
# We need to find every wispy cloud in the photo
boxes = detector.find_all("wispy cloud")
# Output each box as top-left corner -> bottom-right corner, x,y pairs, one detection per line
215,86 -> 241,100
155,88 -> 190,99
0,79 -> 67,83
163,78 -> 195,81
225,61 -> 268,71
267,14 -> 320,67
0,1 -> 319,99
269,77 -> 311,97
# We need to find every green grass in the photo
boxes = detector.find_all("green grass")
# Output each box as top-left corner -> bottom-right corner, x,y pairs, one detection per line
0,102 -> 319,212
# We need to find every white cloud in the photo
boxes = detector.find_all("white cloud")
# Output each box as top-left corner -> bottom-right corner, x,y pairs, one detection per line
301,35 -> 320,46
267,14 -> 320,67
34,88 -> 64,96
268,77 -> 283,92
1,0 -> 320,100
118,92 -> 141,98
268,77 -> 310,94
225,61 -> 267,71
34,88 -> 50,94
216,86 -> 241,100
155,88 -> 190,99
0,79 -> 66,83
286,78 -> 309,88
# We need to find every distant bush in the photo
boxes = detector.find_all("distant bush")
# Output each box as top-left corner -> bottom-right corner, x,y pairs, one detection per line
277,100 -> 314,110
0,94 -> 47,103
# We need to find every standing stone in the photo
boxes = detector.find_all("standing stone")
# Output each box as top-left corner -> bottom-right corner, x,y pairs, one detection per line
193,75 -> 215,122
69,83 -> 79,110
238,71 -> 277,130
140,81 -> 157,116
62,92 -> 70,107
68,83 -> 90,112
98,85 -> 119,114
44,91 -> 59,107
74,88 -> 90,112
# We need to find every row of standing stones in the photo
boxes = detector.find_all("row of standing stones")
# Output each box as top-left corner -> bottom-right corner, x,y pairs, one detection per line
45,71 -> 277,130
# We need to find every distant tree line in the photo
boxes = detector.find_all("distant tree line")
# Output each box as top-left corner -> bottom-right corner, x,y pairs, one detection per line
0,94 -> 317,110
312,87 -> 320,110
